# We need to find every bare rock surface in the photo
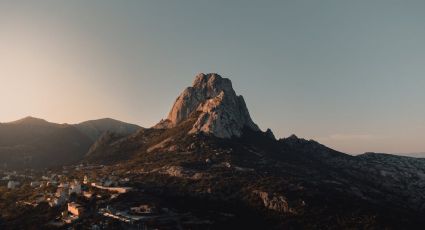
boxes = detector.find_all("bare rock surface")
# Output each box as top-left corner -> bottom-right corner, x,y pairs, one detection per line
155,73 -> 260,138
254,191 -> 291,214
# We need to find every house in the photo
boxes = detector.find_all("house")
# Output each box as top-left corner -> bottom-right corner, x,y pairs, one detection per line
56,187 -> 68,198
68,202 -> 85,217
7,181 -> 20,189
103,179 -> 114,187
49,196 -> 67,207
30,181 -> 40,187
2,175 -> 11,180
69,180 -> 82,195
119,177 -> 130,184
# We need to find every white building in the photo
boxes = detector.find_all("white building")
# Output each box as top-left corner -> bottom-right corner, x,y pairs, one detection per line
30,181 -> 40,187
7,181 -> 20,189
69,180 -> 82,195
55,187 -> 69,201
49,196 -> 67,207
2,175 -> 11,180
103,179 -> 114,187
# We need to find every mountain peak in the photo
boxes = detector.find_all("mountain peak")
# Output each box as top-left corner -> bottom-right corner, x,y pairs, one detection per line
10,116 -> 50,125
192,73 -> 234,94
155,73 -> 260,138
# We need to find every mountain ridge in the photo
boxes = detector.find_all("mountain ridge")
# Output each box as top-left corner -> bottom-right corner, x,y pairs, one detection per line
0,117 -> 142,168
7,116 -> 52,125
75,117 -> 142,141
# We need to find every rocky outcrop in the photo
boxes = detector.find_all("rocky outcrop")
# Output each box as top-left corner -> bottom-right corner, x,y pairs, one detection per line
265,129 -> 276,140
348,153 -> 425,211
157,166 -> 206,180
254,191 -> 291,213
154,73 -> 260,138
86,131 -> 123,155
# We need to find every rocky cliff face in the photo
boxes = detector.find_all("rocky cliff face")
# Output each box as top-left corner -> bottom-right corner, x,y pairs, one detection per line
155,73 -> 260,138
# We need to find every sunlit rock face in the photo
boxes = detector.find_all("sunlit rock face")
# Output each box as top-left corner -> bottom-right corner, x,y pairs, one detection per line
155,73 -> 260,138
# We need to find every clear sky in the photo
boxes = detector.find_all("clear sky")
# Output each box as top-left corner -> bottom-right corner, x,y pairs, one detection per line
0,0 -> 424,154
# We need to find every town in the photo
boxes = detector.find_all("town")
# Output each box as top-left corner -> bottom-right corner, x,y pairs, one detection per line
0,164 -> 208,229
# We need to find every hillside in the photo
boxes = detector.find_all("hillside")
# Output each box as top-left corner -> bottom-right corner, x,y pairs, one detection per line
74,118 -> 141,141
0,117 -> 91,168
0,117 -> 141,169
85,118 -> 425,228
83,74 -> 425,228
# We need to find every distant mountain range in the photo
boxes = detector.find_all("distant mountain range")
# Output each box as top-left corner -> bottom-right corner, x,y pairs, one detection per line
360,151 -> 425,158
399,152 -> 425,158
0,116 -> 141,168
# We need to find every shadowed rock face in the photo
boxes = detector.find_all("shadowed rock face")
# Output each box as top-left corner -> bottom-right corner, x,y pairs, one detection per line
155,73 -> 260,138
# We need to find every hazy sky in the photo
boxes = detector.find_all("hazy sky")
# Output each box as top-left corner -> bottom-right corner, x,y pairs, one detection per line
1,0 -> 424,154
